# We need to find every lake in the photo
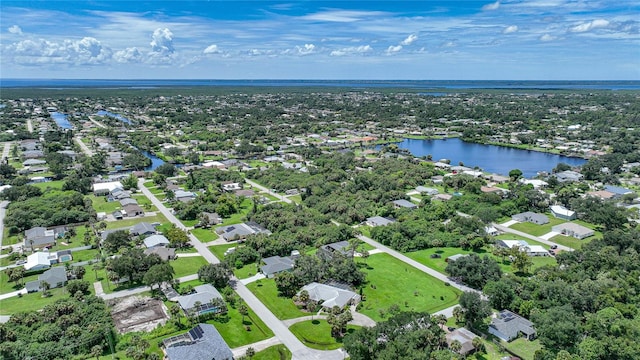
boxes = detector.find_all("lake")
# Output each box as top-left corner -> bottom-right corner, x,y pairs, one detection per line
96,110 -> 132,124
50,112 -> 73,129
142,150 -> 165,171
392,138 -> 586,178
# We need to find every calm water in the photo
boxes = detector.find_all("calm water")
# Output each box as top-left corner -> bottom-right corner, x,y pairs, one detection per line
96,110 -> 132,124
2,79 -> 640,90
394,138 -> 586,178
50,112 -> 73,129
141,150 -> 165,171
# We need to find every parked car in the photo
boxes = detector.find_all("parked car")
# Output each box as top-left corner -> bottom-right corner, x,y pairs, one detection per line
551,244 -> 558,249
15,259 -> 27,265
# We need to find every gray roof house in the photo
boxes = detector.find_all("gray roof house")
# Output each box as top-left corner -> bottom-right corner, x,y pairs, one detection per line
555,170 -> 583,183
130,222 -> 156,236
144,247 -> 176,261
25,267 -> 67,293
446,327 -> 480,355
551,223 -> 594,239
119,198 -> 139,207
488,310 -> 536,342
163,324 -> 233,360
511,212 -> 549,225
175,284 -> 225,316
143,234 -> 170,248
215,221 -> 271,241
318,241 -> 352,260
416,186 -> 439,196
174,190 -> 196,203
365,216 -> 395,227
24,227 -> 56,250
123,204 -> 144,217
392,199 -> 418,209
299,282 -> 361,309
260,255 -> 295,278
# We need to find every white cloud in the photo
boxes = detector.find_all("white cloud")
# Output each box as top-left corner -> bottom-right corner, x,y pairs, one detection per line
440,41 -> 456,48
482,1 -> 501,11
303,10 -> 388,23
7,37 -> 112,65
150,28 -> 174,53
113,47 -> 143,63
569,19 -> 610,33
400,34 -> 418,45
296,43 -> 315,55
539,34 -> 556,42
330,45 -> 372,56
8,25 -> 22,34
503,25 -> 518,34
385,45 -> 403,54
203,44 -> 222,54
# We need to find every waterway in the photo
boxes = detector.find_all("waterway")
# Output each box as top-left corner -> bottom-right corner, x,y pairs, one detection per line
141,150 -> 165,171
96,110 -> 132,124
50,112 -> 73,129
392,138 -> 587,178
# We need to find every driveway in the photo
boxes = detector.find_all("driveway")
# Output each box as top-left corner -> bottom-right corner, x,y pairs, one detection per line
492,223 -> 573,252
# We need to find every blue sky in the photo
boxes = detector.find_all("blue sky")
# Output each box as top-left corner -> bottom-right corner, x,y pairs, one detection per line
1,1 -> 638,80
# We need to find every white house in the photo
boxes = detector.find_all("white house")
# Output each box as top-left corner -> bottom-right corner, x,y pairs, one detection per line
92,181 -> 123,195
550,205 -> 576,220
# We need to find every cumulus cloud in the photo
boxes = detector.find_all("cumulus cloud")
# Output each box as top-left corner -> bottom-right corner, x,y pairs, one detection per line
539,34 -> 556,42
296,43 -> 315,55
113,47 -> 143,63
482,1 -> 500,11
150,28 -> 174,53
7,37 -> 112,65
8,25 -> 22,35
385,45 -> 403,54
330,45 -> 372,56
569,19 -> 610,33
400,34 -> 418,46
203,44 -> 222,54
247,48 -> 275,56
503,25 -> 518,34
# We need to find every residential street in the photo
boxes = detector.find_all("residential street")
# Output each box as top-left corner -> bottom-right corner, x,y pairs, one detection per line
137,178 -> 344,360
74,136 -> 94,156
1,142 -> 12,160
492,223 -> 573,252
245,179 -> 292,204
0,201 -> 9,249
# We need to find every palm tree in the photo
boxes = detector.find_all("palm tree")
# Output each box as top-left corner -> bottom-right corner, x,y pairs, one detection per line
472,336 -> 485,353
90,345 -> 102,360
450,339 -> 462,354
453,306 -> 464,324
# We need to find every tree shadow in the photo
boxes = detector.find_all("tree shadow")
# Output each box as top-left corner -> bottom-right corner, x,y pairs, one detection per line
311,319 -> 320,325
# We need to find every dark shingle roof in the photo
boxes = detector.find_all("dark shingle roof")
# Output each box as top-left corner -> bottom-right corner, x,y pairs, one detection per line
164,323 -> 233,360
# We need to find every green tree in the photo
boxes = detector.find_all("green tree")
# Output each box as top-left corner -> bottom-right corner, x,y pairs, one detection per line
511,248 -> 533,274
484,280 -> 515,310
197,263 -> 231,289
103,230 -> 131,254
509,168 -> 523,181
238,303 -> 249,323
459,291 -> 490,328
90,344 -> 103,360
165,224 -> 190,249
143,263 -> 175,290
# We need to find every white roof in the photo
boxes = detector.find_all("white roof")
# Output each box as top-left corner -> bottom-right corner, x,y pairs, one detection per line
25,251 -> 55,271
527,245 -> 548,254
550,205 -> 575,217
143,234 -> 170,248
500,240 -> 529,249
521,179 -> 548,188
92,181 -> 123,192
299,282 -> 358,309
202,161 -> 225,168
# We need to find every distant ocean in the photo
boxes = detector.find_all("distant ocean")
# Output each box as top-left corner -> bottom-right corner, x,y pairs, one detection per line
1,79 -> 639,90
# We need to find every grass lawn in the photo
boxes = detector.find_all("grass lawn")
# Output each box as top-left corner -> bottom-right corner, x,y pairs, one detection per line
357,253 -> 460,322
252,345 -> 291,360
358,226 -> 372,238
288,194 -> 302,204
1,270 -> 41,294
171,256 -> 208,278
509,216 -> 565,236
2,232 -> 21,245
207,301 -> 274,347
0,287 -> 68,314
289,319 -> 360,350
209,244 -> 237,261
234,263 -> 259,279
550,234 -> 586,249
68,248 -> 101,262
88,194 -> 122,213
192,228 -> 219,242
246,278 -> 307,319
180,219 -> 199,227
504,338 -> 542,360
215,198 -> 252,226
105,214 -> 168,229
30,180 -> 65,191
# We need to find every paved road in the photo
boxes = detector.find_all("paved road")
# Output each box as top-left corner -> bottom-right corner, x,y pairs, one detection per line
245,179 -> 292,204
88,115 -> 107,128
0,288 -> 27,301
433,304 -> 459,318
0,201 -> 9,250
1,142 -> 12,160
74,136 -> 94,156
492,223 -> 573,252
357,234 -> 480,295
137,178 -> 219,264
26,119 -> 33,133
231,337 -> 282,358
138,177 -> 344,360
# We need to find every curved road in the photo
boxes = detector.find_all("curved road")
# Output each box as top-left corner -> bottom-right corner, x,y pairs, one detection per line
138,178 -> 343,360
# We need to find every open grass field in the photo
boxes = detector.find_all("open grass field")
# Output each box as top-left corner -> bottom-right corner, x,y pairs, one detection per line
357,253 -> 460,322
170,256 -> 208,278
550,234 -> 586,249
289,319 -> 360,350
192,228 -> 219,242
207,301 -> 274,347
252,345 -> 292,360
0,270 -> 40,294
0,287 -> 68,314
504,338 -> 543,360
246,278 -> 307,319
88,194 -> 121,213
208,243 -> 237,261
509,216 -> 565,236
105,214 -> 168,229
30,180 -> 65,191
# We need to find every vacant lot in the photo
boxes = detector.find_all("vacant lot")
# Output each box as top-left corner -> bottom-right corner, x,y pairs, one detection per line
357,253 -> 460,322
289,319 -> 359,350
246,278 -> 307,320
